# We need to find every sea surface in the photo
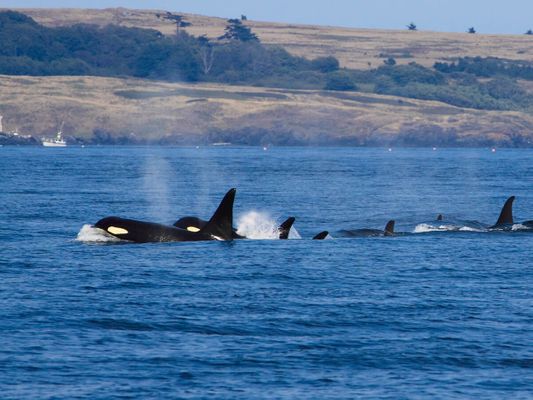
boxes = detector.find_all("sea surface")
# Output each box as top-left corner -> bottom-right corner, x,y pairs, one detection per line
0,146 -> 532,399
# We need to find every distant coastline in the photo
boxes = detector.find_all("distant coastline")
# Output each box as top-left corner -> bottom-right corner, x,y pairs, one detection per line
1,8 -> 533,147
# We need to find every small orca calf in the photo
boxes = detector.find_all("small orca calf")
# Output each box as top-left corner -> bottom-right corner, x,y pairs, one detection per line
174,216 -> 296,240
490,196 -> 533,229
94,189 -> 236,243
339,220 -> 395,237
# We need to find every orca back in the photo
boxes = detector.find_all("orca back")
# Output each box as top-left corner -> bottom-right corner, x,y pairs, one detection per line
95,216 -> 202,243
312,231 -> 329,240
174,216 -> 206,232
278,217 -> 296,239
384,220 -> 395,236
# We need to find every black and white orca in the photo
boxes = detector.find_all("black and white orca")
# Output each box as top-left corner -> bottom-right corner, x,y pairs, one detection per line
94,189 -> 236,243
338,220 -> 395,237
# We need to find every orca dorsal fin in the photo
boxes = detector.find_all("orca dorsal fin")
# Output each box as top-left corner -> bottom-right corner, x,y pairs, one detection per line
278,217 -> 295,239
437,214 -> 443,221
312,231 -> 329,240
200,188 -> 236,240
495,196 -> 515,226
384,220 -> 395,236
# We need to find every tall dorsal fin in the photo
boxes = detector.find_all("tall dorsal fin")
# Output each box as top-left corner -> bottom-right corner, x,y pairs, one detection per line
312,231 -> 329,240
384,220 -> 395,236
278,217 -> 295,239
437,214 -> 443,221
495,196 -> 515,226
200,188 -> 236,240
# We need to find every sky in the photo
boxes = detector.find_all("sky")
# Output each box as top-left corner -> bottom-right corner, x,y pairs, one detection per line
2,0 -> 532,34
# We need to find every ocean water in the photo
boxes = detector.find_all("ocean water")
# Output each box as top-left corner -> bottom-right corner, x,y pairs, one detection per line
0,146 -> 532,399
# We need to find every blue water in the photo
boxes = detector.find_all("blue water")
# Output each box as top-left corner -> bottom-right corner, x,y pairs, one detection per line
1,146 -> 532,399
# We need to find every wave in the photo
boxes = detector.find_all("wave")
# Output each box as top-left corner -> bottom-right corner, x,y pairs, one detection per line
236,211 -> 301,239
413,223 -> 484,233
76,224 -> 123,243
511,224 -> 530,231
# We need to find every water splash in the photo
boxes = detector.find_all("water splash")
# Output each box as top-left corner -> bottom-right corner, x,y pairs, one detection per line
236,211 -> 301,239
511,224 -> 529,231
413,223 -> 484,233
76,224 -> 122,243
236,211 -> 278,239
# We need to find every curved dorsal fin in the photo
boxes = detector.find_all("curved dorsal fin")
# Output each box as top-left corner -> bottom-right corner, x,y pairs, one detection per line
200,188 -> 236,240
495,196 -> 515,226
384,220 -> 395,236
278,217 -> 295,239
312,231 -> 329,240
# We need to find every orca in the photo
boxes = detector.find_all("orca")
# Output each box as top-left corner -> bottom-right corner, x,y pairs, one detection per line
173,215 -> 296,240
338,220 -> 395,237
312,231 -> 329,240
490,196 -> 532,229
437,214 -> 443,221
94,188 -> 236,243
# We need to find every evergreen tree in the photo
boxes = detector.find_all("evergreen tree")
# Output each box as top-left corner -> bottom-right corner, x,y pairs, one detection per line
219,19 -> 259,42
157,12 -> 191,36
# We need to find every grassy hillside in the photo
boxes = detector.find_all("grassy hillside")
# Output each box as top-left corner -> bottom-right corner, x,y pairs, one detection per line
1,75 -> 531,146
1,8 -> 533,146
12,7 -> 533,70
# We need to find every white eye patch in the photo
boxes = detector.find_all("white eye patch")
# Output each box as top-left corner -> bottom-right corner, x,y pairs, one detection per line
108,226 -> 129,235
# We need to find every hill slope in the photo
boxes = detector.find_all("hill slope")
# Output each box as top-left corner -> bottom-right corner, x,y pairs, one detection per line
1,75 -> 531,146
13,7 -> 533,70
0,8 -> 532,146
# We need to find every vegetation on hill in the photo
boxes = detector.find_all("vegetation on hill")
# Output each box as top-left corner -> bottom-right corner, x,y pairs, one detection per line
0,11 -> 340,88
1,10 -> 533,114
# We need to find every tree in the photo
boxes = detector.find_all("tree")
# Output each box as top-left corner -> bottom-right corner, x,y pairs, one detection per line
157,12 -> 191,36
241,15 -> 247,21
311,56 -> 339,72
407,22 -> 417,31
198,35 -> 216,75
468,27 -> 476,34
219,18 -> 259,42
324,71 -> 357,91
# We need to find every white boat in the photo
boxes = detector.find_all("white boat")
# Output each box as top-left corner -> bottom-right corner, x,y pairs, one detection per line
42,123 -> 67,147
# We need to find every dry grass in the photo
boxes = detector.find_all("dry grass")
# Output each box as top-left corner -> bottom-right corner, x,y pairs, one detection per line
10,7 -> 533,69
1,75 -> 532,146
1,8 -> 533,146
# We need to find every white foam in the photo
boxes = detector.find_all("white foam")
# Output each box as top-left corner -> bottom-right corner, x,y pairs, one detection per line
458,226 -> 483,232
511,223 -> 529,231
413,223 -> 449,233
236,211 -> 278,239
414,223 -> 485,233
236,211 -> 300,240
76,224 -> 122,243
